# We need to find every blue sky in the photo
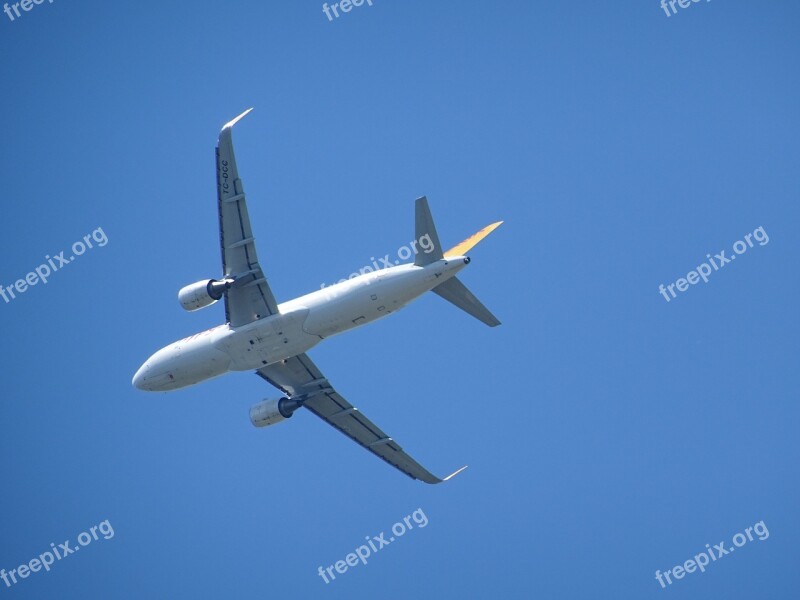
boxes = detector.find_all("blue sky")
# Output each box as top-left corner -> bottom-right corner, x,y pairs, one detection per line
1,1 -> 798,598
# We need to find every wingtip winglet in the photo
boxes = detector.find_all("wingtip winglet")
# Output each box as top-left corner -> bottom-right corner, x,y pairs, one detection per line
221,107 -> 254,134
441,465 -> 468,482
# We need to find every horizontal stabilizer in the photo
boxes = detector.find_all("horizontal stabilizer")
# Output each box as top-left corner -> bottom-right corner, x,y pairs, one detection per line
432,276 -> 501,327
414,197 -> 444,266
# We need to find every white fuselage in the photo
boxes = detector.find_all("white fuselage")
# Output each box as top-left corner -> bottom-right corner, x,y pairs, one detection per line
132,257 -> 468,392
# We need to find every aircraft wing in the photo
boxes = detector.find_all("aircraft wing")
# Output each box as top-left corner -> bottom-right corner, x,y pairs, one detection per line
216,109 -> 280,327
256,354 -> 466,484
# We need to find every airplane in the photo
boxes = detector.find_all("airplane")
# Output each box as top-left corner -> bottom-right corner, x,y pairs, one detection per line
132,108 -> 502,484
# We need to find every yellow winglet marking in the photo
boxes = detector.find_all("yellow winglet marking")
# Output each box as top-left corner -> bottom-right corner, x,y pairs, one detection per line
444,221 -> 503,257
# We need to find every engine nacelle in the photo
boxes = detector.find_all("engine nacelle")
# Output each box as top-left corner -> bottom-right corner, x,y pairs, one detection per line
178,279 -> 232,312
249,397 -> 304,428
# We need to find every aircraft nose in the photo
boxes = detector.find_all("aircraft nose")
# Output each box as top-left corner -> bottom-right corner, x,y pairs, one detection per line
132,364 -> 149,390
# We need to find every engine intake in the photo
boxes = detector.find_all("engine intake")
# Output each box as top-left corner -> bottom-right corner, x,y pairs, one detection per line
250,397 -> 304,428
178,279 -> 232,312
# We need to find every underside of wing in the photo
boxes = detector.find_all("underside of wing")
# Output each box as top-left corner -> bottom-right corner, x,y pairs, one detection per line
216,109 -> 280,327
256,355 -> 466,484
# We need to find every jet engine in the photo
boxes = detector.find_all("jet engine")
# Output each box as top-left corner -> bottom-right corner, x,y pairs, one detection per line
178,279 -> 233,312
249,397 -> 304,428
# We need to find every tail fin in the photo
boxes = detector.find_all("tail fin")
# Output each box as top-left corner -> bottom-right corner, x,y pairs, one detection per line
432,276 -> 501,327
414,196 -> 444,266
412,196 -> 502,326
444,221 -> 503,258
